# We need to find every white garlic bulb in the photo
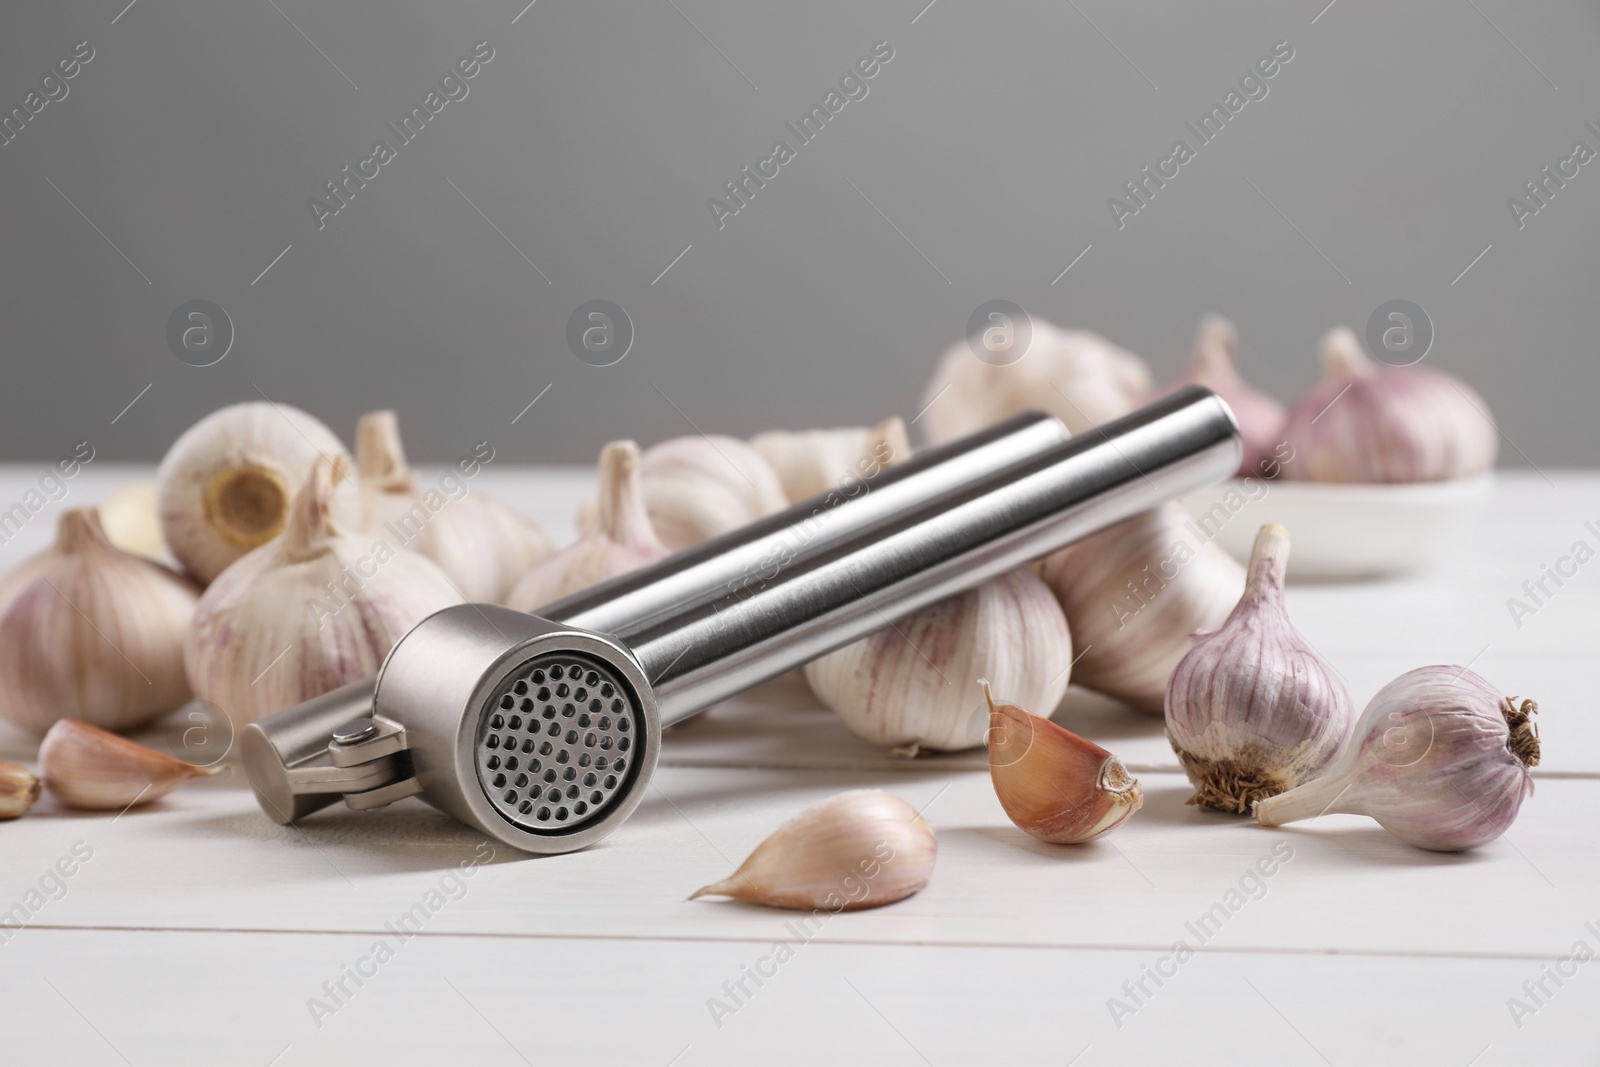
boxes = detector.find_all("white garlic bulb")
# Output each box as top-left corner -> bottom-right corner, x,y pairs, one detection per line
40,719 -> 218,810
98,482 -> 167,560
1282,328 -> 1497,483
1256,666 -> 1538,852
919,318 -> 1152,444
507,441 -> 670,611
749,425 -> 873,504
1162,316 -> 1287,477
1040,502 -> 1244,714
354,411 -> 552,603
0,509 -> 197,736
158,401 -> 354,583
690,789 -> 936,911
185,456 -> 462,724
1165,524 -> 1354,812
634,434 -> 788,552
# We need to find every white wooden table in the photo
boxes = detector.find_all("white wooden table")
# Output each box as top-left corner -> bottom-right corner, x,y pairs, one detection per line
1,466 -> 1595,1066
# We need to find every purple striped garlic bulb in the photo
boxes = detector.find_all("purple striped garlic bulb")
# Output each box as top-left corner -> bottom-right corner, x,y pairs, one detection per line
1164,524 -> 1353,812
1163,316 -> 1287,478
1281,328 -> 1497,483
1256,667 -> 1538,852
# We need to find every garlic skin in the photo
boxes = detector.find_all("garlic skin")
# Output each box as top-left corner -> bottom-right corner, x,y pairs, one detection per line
509,441 -> 671,610
1163,316 -> 1287,477
1256,667 -> 1538,852
1040,502 -> 1244,715
690,789 -> 936,911
749,425 -> 872,504
98,482 -> 167,559
1165,524 -> 1353,812
186,456 -> 462,724
985,682 -> 1141,843
39,719 -> 218,810
919,319 -> 1152,443
1281,328 -> 1497,484
158,401 -> 355,583
0,509 -> 198,736
355,411 -> 552,603
806,568 -> 1073,753
633,434 -> 788,552
0,760 -> 42,819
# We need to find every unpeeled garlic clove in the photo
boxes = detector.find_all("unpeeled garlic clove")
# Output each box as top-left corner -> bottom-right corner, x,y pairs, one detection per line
1281,328 -> 1497,483
39,719 -> 218,810
1255,667 -> 1538,851
984,681 -> 1141,843
689,789 -> 936,911
748,424 -> 875,504
1162,316 -> 1287,478
0,760 -> 42,819
633,434 -> 789,552
0,509 -> 198,736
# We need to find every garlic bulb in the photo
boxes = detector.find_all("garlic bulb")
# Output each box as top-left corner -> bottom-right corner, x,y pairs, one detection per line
806,568 -> 1073,753
0,760 -> 42,819
0,509 -> 197,736
633,434 -> 788,552
984,681 -> 1141,843
158,401 -> 354,583
1040,502 -> 1244,714
1163,316 -> 1287,477
1256,667 -> 1538,851
186,456 -> 462,724
508,441 -> 670,610
749,425 -> 873,504
355,411 -> 552,603
40,719 -> 218,810
1165,524 -> 1353,812
690,789 -> 936,911
919,319 -> 1152,444
98,482 -> 166,559
1281,328 -> 1497,483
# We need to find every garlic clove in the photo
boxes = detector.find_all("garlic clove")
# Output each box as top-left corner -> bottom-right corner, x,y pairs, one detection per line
635,434 -> 789,552
0,509 -> 199,736
1165,524 -> 1353,813
98,482 -> 168,560
984,681 -> 1141,843
749,425 -> 875,504
1162,316 -> 1288,478
1281,328 -> 1498,484
1040,502 -> 1244,714
689,789 -> 936,911
0,760 -> 43,819
39,719 -> 218,810
1255,667 -> 1538,851
157,401 -> 355,584
354,411 -> 553,603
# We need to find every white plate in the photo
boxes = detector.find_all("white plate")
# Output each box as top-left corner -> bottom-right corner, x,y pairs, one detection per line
1178,475 -> 1493,581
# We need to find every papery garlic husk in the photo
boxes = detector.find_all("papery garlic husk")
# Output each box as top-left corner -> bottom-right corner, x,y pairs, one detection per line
99,482 -> 167,559
1256,667 -> 1538,851
632,434 -> 788,552
186,456 -> 462,724
0,509 -> 198,736
354,411 -> 552,603
158,401 -> 355,583
689,789 -> 936,911
0,760 -> 42,819
508,441 -> 670,611
1040,502 -> 1244,715
1164,525 -> 1353,812
919,318 -> 1152,444
1281,328 -> 1497,483
984,681 -> 1141,843
39,719 -> 217,810
1162,316 -> 1287,478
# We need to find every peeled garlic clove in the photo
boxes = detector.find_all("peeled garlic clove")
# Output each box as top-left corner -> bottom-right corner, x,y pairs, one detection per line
689,789 -> 936,911
98,482 -> 167,560
186,456 -> 462,723
354,411 -> 552,603
919,318 -> 1152,444
1165,524 -> 1353,812
0,509 -> 198,736
984,682 -> 1141,843
1162,316 -> 1287,478
633,434 -> 787,552
507,441 -> 671,610
0,760 -> 42,819
158,401 -> 355,583
1040,502 -> 1244,714
1281,328 -> 1497,483
1256,667 -> 1538,852
748,425 -> 873,503
39,719 -> 217,810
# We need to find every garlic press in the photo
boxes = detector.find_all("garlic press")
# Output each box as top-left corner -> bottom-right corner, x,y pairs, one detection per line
242,388 -> 1240,854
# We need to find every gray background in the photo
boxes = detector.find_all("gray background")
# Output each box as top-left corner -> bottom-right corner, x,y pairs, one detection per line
1,0 -> 1595,467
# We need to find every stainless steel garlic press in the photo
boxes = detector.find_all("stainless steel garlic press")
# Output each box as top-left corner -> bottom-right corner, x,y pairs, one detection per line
242,388 -> 1240,854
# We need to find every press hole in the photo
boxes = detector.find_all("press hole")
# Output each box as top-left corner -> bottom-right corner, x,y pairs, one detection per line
578,714 -> 592,728
504,790 -> 517,803
530,670 -> 545,684
611,699 -> 623,713
537,806 -> 551,820
583,772 -> 597,786
550,666 -> 564,680
500,695 -> 514,710
515,773 -> 528,787
556,807 -> 569,820
566,731 -> 579,745
604,775 -> 618,789
508,716 -> 522,730
585,732 -> 597,746
506,756 -> 519,770
556,750 -> 569,765
585,671 -> 599,687
490,714 -> 504,729
537,688 -> 551,701
601,683 -> 614,698
599,737 -> 612,750
562,704 -> 575,718
566,785 -> 579,799
542,706 -> 556,720
613,759 -> 626,773
617,717 -> 630,733
574,688 -> 588,703
486,755 -> 500,770
522,739 -> 535,754
578,753 -> 591,768
544,770 -> 557,783
547,723 -> 560,737
493,773 -> 506,788
618,737 -> 630,752
547,788 -> 561,802
591,791 -> 603,804
520,698 -> 534,713
563,767 -> 576,781
575,801 -> 588,815
514,680 -> 528,695
556,683 -> 570,698
599,717 -> 611,730
486,736 -> 499,750
519,800 -> 533,814
596,757 -> 609,770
